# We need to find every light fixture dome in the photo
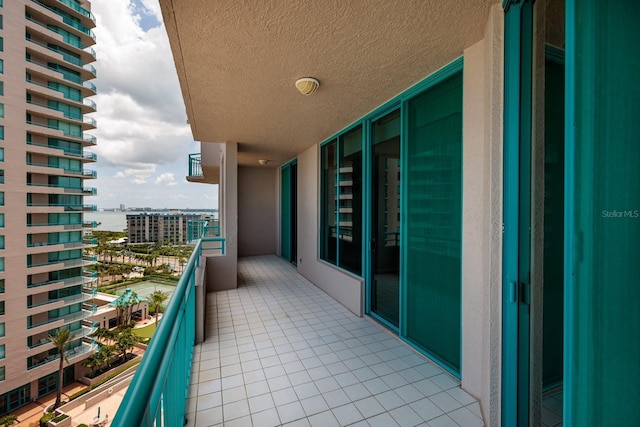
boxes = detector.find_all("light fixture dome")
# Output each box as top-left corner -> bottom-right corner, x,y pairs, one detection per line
295,78 -> 320,95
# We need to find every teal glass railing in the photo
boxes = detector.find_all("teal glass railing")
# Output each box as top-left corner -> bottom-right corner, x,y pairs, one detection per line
25,56 -> 84,85
27,274 -> 89,289
84,63 -> 97,76
113,236 -> 226,425
83,134 -> 96,144
112,239 -> 202,426
187,219 -> 206,243
83,116 -> 97,127
188,153 -> 202,177
31,0 -> 96,39
56,0 -> 95,24
26,99 -> 83,120
84,81 -> 97,93
84,98 -> 97,110
25,36 -> 84,67
25,77 -> 83,102
25,120 -> 83,138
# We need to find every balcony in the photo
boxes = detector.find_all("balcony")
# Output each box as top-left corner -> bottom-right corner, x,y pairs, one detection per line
30,0 -> 97,38
27,288 -> 95,312
28,307 -> 94,332
188,153 -> 202,178
23,13 -> 96,62
28,273 -> 96,290
27,339 -> 97,371
186,144 -> 220,184
114,252 -> 481,426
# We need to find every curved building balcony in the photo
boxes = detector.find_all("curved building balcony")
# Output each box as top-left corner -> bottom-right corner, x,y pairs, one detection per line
27,1 -> 96,44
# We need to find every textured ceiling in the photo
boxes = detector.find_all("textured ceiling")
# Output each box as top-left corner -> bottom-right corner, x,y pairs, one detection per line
160,0 -> 497,166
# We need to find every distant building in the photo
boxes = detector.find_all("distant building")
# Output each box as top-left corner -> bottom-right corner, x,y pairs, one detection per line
126,213 -> 205,245
119,204 -> 125,211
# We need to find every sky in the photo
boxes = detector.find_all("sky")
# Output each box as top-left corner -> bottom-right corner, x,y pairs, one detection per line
89,0 -> 218,209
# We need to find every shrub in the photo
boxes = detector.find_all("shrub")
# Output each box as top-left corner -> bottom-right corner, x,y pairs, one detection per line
52,414 -> 69,422
69,359 -> 141,401
78,424 -> 89,427
39,413 -> 54,427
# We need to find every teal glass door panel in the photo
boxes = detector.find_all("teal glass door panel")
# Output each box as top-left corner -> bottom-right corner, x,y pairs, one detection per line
543,57 -> 564,388
338,126 -> 363,275
502,1 -> 534,423
370,110 -> 401,328
321,142 -> 338,264
281,165 -> 291,261
566,0 -> 640,424
405,72 -> 462,372
290,163 -> 297,264
281,161 -> 297,264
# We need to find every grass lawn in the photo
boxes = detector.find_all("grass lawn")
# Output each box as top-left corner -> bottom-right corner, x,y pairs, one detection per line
134,322 -> 157,339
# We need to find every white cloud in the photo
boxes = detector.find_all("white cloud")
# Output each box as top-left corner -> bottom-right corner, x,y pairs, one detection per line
88,0 -> 208,208
155,172 -> 178,186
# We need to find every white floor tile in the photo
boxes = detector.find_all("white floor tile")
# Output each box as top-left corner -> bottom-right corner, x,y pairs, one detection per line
188,256 -> 482,427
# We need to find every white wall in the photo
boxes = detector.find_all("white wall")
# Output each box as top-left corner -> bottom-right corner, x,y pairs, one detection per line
295,145 -> 364,317
238,166 -> 277,256
206,143 -> 238,291
460,4 -> 504,425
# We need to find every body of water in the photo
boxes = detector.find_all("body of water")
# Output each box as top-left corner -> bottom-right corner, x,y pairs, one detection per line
85,211 -> 218,232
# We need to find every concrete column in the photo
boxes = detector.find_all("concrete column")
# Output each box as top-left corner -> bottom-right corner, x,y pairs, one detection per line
205,142 -> 238,291
461,4 -> 504,425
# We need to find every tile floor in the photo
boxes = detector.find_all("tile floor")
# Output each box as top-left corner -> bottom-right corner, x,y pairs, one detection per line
541,391 -> 563,427
186,255 -> 484,426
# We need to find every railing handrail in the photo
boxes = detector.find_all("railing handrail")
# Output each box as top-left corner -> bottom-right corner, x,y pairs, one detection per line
30,0 -> 96,39
188,153 -> 203,177
113,240 -> 202,425
28,274 -> 93,289
24,15 -> 96,54
25,36 -> 84,67
25,77 -> 83,103
26,98 -> 83,120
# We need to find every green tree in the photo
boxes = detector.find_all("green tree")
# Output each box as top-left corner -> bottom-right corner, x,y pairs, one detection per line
83,354 -> 99,377
114,327 -> 139,361
100,344 -> 116,369
48,328 -> 74,409
114,290 -> 141,326
147,290 -> 170,329
92,327 -> 115,344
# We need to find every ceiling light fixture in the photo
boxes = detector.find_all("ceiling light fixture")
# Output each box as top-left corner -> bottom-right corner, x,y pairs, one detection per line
295,77 -> 320,95
258,159 -> 270,166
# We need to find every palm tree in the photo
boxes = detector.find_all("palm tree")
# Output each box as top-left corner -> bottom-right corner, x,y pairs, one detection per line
83,354 -> 99,377
49,328 -> 74,409
92,327 -> 115,344
147,290 -> 169,329
115,326 -> 139,361
100,344 -> 116,369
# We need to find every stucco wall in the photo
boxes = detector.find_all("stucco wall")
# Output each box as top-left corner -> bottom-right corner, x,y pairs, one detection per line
238,166 -> 277,256
295,145 -> 364,317
460,4 -> 504,426
206,143 -> 238,291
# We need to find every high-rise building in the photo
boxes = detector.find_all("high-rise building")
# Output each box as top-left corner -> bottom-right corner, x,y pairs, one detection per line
127,213 -> 205,245
0,0 -> 97,414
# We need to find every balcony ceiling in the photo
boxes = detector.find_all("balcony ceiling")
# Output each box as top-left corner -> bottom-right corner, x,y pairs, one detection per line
159,0 -> 496,166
